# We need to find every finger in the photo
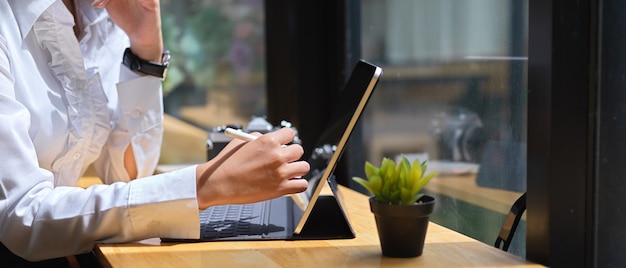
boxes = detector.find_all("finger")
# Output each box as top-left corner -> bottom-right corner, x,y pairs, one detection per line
280,178 -> 309,194
281,143 -> 305,162
265,127 -> 296,146
283,160 -> 310,179
91,0 -> 111,8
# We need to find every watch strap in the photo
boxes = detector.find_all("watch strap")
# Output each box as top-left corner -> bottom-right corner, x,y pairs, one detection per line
122,48 -> 169,79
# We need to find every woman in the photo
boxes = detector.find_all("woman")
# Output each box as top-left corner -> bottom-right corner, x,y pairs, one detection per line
0,0 -> 309,263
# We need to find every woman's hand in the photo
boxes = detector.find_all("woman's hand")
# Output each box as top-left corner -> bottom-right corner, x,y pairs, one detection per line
195,128 -> 310,209
94,0 -> 163,62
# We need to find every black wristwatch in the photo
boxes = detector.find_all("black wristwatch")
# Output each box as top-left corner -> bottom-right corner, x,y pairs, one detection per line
122,47 -> 170,79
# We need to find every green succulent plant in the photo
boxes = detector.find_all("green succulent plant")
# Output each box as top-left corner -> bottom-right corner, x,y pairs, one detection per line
352,155 -> 438,205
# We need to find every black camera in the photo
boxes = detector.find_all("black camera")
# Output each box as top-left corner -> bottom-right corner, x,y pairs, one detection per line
206,116 -> 301,160
429,106 -> 485,163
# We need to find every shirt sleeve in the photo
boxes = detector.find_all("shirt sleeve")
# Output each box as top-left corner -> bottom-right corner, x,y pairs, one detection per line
92,64 -> 164,183
2,166 -> 200,261
0,35 -> 200,262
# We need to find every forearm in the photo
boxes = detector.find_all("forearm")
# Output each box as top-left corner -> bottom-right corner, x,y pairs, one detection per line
1,167 -> 199,261
103,0 -> 163,62
124,145 -> 138,179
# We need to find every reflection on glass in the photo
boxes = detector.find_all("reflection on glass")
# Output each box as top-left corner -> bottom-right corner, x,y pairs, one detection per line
360,0 -> 528,258
161,0 -> 266,128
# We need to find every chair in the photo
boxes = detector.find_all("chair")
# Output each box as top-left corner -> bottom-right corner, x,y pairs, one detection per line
495,192 -> 527,251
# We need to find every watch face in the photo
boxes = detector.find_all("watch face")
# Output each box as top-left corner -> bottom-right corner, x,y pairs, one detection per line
162,50 -> 171,66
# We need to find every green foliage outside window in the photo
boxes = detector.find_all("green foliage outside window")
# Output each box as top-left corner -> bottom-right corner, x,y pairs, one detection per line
161,1 -> 233,94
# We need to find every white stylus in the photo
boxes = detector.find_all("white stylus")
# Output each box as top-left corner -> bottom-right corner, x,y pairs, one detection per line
224,127 -> 258,142
225,127 -> 290,149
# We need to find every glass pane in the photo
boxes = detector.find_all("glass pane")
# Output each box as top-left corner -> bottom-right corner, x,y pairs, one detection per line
161,0 -> 266,131
360,0 -> 528,258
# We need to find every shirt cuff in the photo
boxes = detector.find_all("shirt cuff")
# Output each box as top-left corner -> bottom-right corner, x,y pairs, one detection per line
127,165 -> 200,239
115,70 -> 163,133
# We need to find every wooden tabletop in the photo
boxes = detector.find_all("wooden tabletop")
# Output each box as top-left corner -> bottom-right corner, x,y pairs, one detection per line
94,183 -> 542,267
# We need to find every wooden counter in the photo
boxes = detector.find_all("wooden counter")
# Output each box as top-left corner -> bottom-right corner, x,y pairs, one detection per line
425,174 -> 525,216
94,183 -> 541,267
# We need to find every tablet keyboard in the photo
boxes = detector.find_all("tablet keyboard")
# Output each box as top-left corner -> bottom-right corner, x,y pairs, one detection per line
199,202 -> 267,239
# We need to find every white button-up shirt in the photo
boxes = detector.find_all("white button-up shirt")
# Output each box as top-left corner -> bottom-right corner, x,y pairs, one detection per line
0,0 -> 199,261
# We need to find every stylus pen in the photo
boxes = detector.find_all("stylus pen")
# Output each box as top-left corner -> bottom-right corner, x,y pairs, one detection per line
224,127 -> 258,142
225,127 -> 291,149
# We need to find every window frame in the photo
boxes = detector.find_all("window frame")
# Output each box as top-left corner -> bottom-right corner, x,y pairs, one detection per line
265,0 -> 363,184
527,0 -> 598,266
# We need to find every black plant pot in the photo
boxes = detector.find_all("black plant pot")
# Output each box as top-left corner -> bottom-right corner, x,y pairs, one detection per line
369,195 -> 435,258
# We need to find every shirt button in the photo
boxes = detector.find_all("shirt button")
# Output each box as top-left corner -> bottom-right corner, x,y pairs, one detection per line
72,153 -> 81,160
130,109 -> 143,119
76,81 -> 86,89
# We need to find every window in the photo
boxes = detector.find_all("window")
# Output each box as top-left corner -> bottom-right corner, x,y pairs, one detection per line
158,0 -> 266,164
161,2 -> 266,132
158,1 -> 625,264
359,0 -> 528,258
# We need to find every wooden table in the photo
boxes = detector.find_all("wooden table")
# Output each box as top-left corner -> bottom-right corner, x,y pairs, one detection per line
94,183 -> 542,267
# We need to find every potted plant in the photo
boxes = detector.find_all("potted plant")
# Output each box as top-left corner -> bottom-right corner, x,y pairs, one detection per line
352,155 -> 438,258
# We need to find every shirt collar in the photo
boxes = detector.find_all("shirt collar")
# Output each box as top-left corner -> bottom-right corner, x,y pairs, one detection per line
9,0 -> 109,41
8,0 -> 57,39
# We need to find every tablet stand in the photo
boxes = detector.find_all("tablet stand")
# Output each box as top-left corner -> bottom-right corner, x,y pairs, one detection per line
294,176 -> 356,239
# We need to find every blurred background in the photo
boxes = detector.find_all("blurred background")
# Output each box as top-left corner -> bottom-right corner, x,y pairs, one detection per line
159,0 -> 528,258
